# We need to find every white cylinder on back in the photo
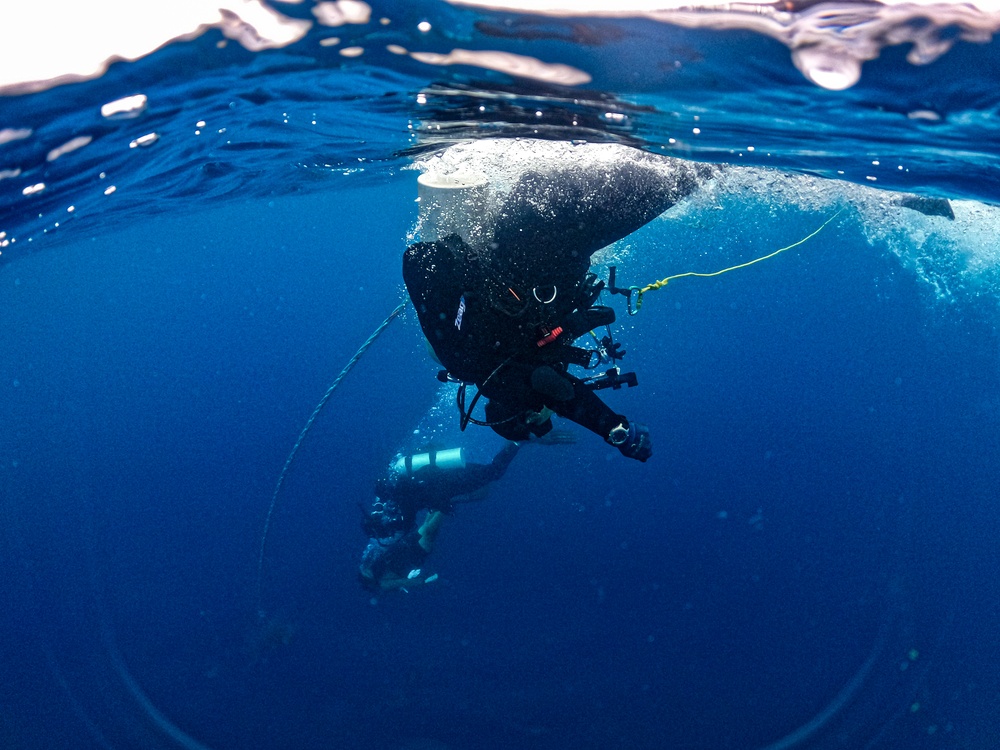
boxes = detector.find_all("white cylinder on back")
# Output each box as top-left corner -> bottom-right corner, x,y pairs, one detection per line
392,447 -> 467,477
417,171 -> 490,249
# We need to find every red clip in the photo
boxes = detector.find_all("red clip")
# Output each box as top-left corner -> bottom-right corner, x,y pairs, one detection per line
536,326 -> 563,347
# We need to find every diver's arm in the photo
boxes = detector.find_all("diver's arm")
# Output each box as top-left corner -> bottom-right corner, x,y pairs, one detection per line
417,510 -> 445,551
549,376 -> 652,462
367,566 -> 436,592
373,571 -> 414,591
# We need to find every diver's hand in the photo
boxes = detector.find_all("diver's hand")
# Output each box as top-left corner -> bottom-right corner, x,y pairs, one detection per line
608,422 -> 652,462
601,335 -> 626,362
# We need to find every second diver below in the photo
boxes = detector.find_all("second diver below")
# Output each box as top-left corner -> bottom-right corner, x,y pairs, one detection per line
359,442 -> 521,591
403,233 -> 652,462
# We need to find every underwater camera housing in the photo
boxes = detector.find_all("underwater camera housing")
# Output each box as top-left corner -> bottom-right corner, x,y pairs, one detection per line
582,367 -> 638,391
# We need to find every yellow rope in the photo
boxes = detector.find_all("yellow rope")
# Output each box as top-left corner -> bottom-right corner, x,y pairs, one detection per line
632,209 -> 843,312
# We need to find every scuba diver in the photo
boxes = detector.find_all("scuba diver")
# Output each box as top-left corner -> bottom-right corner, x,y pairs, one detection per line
358,442 -> 522,592
403,152 -> 713,461
404,235 -> 649,460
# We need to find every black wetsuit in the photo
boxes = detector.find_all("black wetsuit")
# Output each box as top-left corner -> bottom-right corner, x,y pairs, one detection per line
403,233 -> 625,442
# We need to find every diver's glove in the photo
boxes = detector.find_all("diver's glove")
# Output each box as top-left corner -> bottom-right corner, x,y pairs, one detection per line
600,335 -> 626,362
607,421 -> 652,462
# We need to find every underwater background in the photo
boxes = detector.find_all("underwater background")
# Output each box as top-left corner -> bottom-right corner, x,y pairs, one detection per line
3,1 -> 1000,748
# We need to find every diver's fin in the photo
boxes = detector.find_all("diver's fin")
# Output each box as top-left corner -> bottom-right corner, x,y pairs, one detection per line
893,194 -> 955,220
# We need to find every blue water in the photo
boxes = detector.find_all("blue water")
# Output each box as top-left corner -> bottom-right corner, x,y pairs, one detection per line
3,2 -> 1000,749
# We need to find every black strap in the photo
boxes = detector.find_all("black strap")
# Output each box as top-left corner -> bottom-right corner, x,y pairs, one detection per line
457,381 -> 523,430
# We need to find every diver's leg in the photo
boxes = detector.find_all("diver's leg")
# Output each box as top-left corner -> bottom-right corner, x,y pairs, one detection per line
483,398 -> 538,441
488,440 -> 521,476
417,510 -> 445,552
482,367 -> 554,441
492,155 -> 714,278
457,440 -> 524,491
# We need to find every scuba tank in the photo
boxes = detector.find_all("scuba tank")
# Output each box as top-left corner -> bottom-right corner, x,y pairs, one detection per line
417,171 -> 490,250
392,447 -> 467,478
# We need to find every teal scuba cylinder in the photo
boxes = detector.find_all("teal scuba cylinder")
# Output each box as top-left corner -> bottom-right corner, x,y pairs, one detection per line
392,447 -> 466,477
